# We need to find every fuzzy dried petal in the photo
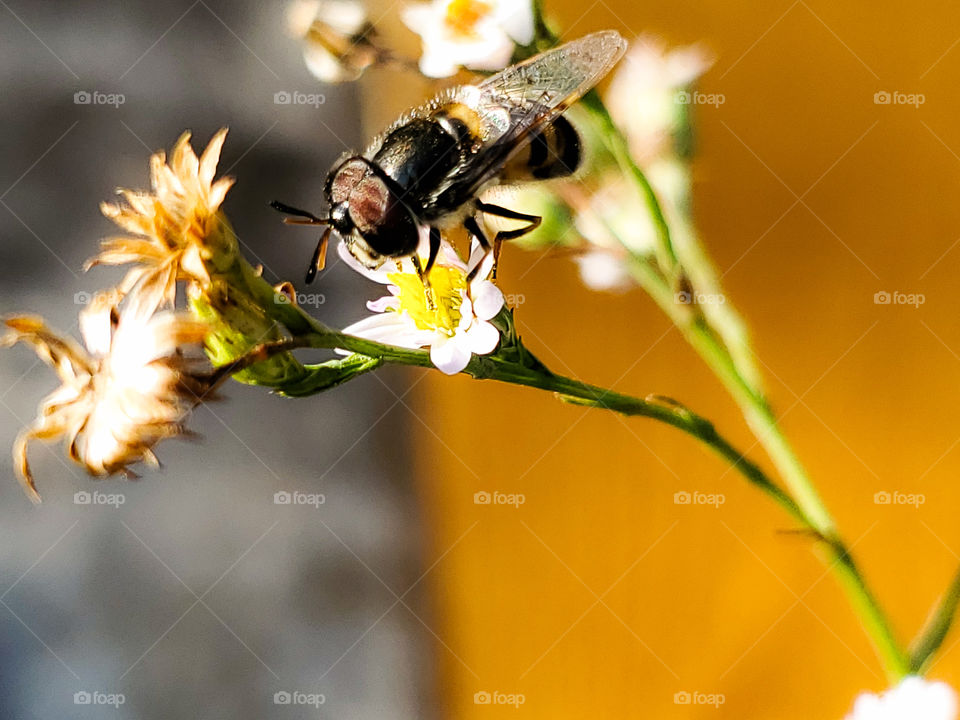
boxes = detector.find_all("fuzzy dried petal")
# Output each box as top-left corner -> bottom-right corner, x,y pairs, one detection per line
14,413 -> 75,504
85,238 -> 169,269
93,130 -> 233,298
3,316 -> 95,380
199,128 -> 228,188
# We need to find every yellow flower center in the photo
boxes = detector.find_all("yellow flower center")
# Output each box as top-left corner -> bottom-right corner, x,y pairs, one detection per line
388,265 -> 467,336
444,0 -> 492,38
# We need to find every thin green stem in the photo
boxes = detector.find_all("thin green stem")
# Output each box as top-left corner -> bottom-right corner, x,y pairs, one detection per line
909,564 -> 960,673
576,92 -> 910,681
279,318 -> 803,524
582,92 -> 678,273
253,292 -> 911,678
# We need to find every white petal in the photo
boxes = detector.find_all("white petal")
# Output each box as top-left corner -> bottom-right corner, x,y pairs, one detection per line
79,297 -> 115,357
342,312 -> 434,349
846,678 -> 958,720
430,335 -> 472,375
575,251 -> 632,292
418,47 -> 462,79
494,0 -> 534,45
468,243 -> 495,281
337,240 -> 392,283
470,280 -> 504,320
304,45 -> 359,83
462,320 -> 500,355
367,295 -> 400,312
342,312 -> 413,339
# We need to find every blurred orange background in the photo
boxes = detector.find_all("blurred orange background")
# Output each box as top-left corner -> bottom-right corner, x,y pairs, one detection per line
364,0 -> 960,717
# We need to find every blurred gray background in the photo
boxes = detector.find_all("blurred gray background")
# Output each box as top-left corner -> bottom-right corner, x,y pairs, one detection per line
0,1 -> 436,717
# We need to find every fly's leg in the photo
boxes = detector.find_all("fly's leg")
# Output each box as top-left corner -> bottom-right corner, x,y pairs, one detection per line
411,255 -> 436,310
475,201 -> 542,278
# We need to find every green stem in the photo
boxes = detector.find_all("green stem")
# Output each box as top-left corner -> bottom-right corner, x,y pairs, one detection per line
581,92 -> 679,274
279,318 -> 803,524
633,230 -> 909,681
250,290 -> 911,678
572,94 -> 910,680
495,341 -> 905,679
910,564 -> 960,673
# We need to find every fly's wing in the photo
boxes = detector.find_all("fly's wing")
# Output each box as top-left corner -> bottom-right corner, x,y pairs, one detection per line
481,30 -> 626,116
435,30 -> 627,201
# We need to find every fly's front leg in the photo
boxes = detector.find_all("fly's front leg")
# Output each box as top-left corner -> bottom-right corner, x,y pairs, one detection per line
413,227 -> 443,310
463,215 -> 491,282
411,255 -> 435,310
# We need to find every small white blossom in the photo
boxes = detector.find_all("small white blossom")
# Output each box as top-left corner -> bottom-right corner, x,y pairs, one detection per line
339,238 -> 504,375
846,677 -> 958,720
606,35 -> 713,162
401,0 -> 534,78
286,0 -> 381,83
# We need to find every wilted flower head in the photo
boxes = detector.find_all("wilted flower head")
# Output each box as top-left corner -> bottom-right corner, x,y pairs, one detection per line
89,129 -> 235,306
2,278 -> 213,503
286,0 -> 384,83
846,677 -> 958,720
339,239 -> 503,374
606,35 -> 713,162
402,0 -> 534,77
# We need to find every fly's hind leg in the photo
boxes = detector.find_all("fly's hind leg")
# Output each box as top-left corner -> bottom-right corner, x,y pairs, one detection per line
474,202 -> 542,279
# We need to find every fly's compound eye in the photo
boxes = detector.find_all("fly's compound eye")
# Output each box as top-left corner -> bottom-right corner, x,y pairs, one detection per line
342,174 -> 418,258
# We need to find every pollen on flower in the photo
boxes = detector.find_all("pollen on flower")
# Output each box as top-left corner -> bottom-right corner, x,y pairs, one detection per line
339,240 -> 504,375
444,0 -> 493,38
387,265 -> 466,335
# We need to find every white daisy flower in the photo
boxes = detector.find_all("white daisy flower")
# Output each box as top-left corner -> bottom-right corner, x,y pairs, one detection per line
401,0 -> 534,78
338,238 -> 504,375
846,677 -> 958,720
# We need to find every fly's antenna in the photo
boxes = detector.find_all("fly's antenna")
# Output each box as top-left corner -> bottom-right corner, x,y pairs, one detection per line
270,200 -> 327,226
270,201 -> 331,284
